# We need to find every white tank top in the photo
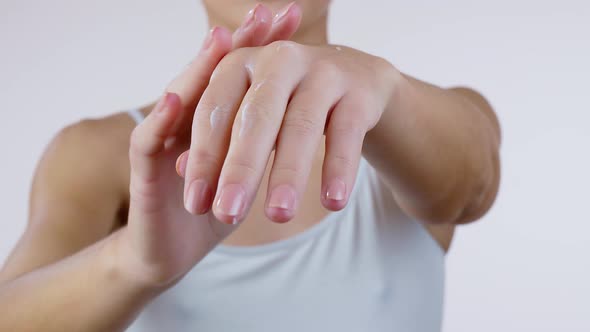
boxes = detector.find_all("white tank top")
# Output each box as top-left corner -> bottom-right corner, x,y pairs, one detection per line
125,109 -> 445,332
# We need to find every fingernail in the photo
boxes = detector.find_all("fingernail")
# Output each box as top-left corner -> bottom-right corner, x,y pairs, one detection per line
326,179 -> 347,201
175,152 -> 188,178
255,4 -> 269,24
268,184 -> 296,211
185,179 -> 212,214
216,184 -> 246,219
241,5 -> 257,30
202,27 -> 218,50
154,93 -> 170,114
274,2 -> 295,23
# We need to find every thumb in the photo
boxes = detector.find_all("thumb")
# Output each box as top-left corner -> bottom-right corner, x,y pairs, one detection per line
129,93 -> 182,185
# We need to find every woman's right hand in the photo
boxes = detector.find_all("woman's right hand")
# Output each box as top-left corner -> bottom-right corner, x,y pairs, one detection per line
116,3 -> 302,289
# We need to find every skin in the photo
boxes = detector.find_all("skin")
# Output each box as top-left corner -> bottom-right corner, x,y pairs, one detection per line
0,1 -> 500,331
180,0 -> 500,246
0,4 -> 304,331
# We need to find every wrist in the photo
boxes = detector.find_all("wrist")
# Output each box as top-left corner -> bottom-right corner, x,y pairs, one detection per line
364,65 -> 411,149
101,228 -> 169,298
384,69 -> 413,124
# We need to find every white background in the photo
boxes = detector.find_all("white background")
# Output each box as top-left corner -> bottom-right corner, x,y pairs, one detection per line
1,0 -> 589,331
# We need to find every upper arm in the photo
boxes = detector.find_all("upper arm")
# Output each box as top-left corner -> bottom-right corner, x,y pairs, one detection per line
0,119 -> 126,282
448,87 -> 501,224
450,86 -> 502,144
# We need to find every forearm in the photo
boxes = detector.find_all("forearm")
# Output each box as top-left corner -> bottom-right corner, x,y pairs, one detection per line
0,229 -> 158,332
363,73 -> 501,224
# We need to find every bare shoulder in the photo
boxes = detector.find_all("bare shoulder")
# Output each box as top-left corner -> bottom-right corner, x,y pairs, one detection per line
41,111 -> 138,207
0,110 -> 140,281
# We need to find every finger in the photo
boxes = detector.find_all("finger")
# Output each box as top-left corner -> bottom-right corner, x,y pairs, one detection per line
130,93 -> 182,183
179,1 -> 299,175
232,4 -> 272,48
165,26 -> 233,137
265,67 -> 345,223
176,150 -> 189,178
210,46 -> 307,224
263,2 -> 302,44
183,56 -> 251,215
321,93 -> 371,211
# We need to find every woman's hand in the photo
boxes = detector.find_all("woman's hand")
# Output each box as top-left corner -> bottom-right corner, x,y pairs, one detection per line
118,3 -> 302,289
180,42 -> 400,224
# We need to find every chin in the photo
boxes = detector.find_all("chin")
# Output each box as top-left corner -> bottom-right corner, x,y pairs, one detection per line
202,0 -> 331,32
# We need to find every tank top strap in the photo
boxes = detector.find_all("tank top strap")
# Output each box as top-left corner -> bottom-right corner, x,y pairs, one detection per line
127,108 -> 145,126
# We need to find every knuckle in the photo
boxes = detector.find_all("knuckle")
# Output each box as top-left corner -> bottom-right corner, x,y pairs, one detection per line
241,98 -> 275,123
312,60 -> 342,81
232,46 -> 253,59
129,126 -> 141,147
211,55 -> 246,81
194,98 -> 218,114
269,40 -> 298,52
335,92 -> 375,129
283,112 -> 322,137
190,148 -> 222,170
129,127 -> 149,156
370,55 -> 397,87
271,160 -> 305,179
226,158 -> 258,179
220,49 -> 248,67
195,99 -> 229,121
351,91 -> 380,128
327,153 -> 356,170
331,120 -> 365,139
264,40 -> 302,60
372,55 -> 394,75
251,75 -> 281,91
330,115 -> 364,136
129,175 -> 161,205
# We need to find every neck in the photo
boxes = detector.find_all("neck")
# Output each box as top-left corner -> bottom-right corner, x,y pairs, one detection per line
206,14 -> 329,46
289,15 -> 329,45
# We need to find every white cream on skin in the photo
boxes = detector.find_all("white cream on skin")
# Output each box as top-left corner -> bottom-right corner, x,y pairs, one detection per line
239,80 -> 267,137
209,105 -> 228,130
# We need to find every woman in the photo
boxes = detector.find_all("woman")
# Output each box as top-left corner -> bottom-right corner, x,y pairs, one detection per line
0,0 -> 501,331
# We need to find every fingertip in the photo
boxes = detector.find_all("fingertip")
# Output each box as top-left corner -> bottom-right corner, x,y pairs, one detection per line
205,26 -> 233,54
255,4 -> 273,26
265,207 -> 295,223
265,2 -> 302,43
176,151 -> 189,178
145,92 -> 181,133
213,26 -> 233,51
233,4 -> 273,48
284,4 -> 302,33
283,8 -> 302,39
288,2 -> 302,26
321,179 -> 349,211
273,1 -> 301,25
164,92 -> 182,111
321,196 -> 348,212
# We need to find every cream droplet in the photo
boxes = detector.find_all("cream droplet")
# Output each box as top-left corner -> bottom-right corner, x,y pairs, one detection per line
253,81 -> 265,92
209,106 -> 226,130
245,62 -> 255,77
239,103 -> 255,137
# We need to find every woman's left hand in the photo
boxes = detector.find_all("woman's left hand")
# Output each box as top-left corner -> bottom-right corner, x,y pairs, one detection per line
180,41 -> 400,224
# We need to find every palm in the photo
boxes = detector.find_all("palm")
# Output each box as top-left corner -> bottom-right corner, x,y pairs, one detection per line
127,138 -> 234,283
